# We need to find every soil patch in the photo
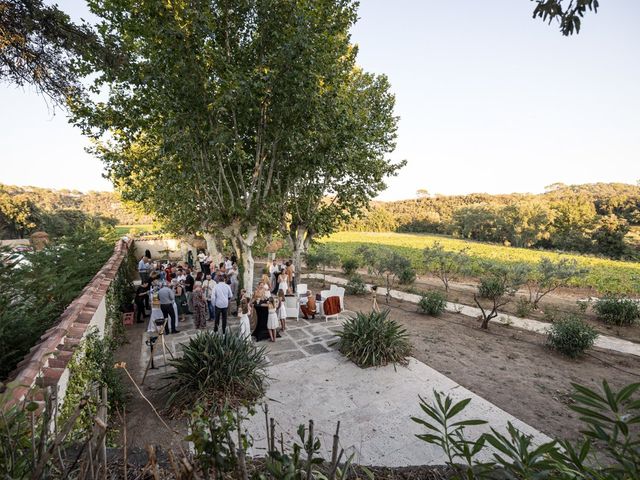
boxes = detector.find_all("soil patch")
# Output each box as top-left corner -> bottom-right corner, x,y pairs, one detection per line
307,279 -> 640,443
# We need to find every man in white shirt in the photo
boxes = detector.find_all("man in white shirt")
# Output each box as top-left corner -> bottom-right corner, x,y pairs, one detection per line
138,256 -> 150,284
224,256 -> 233,271
211,275 -> 233,333
202,274 -> 215,320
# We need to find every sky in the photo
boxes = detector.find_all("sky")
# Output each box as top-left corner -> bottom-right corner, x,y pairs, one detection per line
1,1 -> 639,200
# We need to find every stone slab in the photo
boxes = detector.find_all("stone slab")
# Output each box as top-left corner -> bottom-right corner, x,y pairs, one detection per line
245,351 -> 551,467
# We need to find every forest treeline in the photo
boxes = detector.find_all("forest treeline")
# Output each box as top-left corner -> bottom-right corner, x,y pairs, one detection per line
344,183 -> 640,260
0,184 -> 151,239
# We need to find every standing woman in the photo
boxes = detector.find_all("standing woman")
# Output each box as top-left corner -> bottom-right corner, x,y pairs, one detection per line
277,289 -> 287,332
286,261 -> 295,293
174,280 -> 188,322
192,285 -> 208,329
277,271 -> 288,295
267,297 -> 278,342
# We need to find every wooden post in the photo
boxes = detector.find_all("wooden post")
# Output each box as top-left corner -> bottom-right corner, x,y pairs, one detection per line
330,421 -> 341,480
305,420 -> 314,480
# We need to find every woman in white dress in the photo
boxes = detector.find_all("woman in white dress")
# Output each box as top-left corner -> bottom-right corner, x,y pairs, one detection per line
238,298 -> 251,341
267,297 -> 278,342
277,289 -> 287,332
277,272 -> 288,295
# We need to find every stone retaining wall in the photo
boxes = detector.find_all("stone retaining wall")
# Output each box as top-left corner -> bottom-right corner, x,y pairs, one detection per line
2,238 -> 133,411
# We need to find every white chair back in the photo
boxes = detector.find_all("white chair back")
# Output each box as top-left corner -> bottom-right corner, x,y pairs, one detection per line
297,283 -> 308,296
335,287 -> 346,309
284,295 -> 299,320
329,284 -> 339,293
320,289 -> 331,300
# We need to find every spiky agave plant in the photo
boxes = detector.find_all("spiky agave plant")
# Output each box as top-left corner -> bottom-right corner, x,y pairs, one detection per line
164,331 -> 268,411
337,310 -> 412,368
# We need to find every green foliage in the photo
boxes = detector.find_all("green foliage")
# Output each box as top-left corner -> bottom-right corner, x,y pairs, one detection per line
320,231 -> 640,295
59,328 -> 124,440
356,245 -> 414,301
474,264 -> 528,329
345,274 -> 367,296
418,291 -> 447,316
186,404 -> 254,478
546,315 -> 599,358
532,0 -> 600,36
515,298 -> 534,317
337,310 -> 412,368
341,257 -> 360,276
0,398 -> 41,478
339,182 -> 640,261
306,245 -> 340,286
594,296 -> 640,326
413,380 -> 640,478
422,242 -> 470,291
0,226 -> 114,380
164,331 -> 268,412
526,257 -> 587,309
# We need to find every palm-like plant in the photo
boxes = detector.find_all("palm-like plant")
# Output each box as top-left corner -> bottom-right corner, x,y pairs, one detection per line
337,310 -> 412,368
164,331 -> 268,411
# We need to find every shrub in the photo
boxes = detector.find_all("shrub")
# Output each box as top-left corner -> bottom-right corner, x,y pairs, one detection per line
341,257 -> 360,276
593,296 -> 640,326
398,265 -> 416,285
345,274 -> 367,295
164,331 -> 268,411
337,310 -> 412,368
418,291 -> 447,316
515,298 -> 533,317
546,315 -> 598,358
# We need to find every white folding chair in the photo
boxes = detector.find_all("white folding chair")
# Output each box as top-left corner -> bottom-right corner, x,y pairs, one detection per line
297,283 -> 308,297
285,295 -> 299,321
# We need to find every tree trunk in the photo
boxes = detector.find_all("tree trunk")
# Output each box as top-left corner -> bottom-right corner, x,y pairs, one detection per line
230,224 -> 258,294
203,232 -> 221,264
291,225 -> 309,282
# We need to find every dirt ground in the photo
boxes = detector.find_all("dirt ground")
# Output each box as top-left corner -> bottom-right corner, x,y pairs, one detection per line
305,278 -> 640,444
113,322 -> 189,452
320,266 -> 640,343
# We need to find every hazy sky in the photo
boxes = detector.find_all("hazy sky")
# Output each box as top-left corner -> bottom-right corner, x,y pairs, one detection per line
1,1 -> 638,200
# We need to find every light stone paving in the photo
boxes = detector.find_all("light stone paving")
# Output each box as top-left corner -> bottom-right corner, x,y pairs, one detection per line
139,310 -> 349,380
304,273 -> 640,358
245,351 -> 551,467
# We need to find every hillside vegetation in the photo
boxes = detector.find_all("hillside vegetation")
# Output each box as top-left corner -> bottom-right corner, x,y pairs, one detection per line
0,184 -> 151,239
320,231 -> 640,296
345,183 -> 640,260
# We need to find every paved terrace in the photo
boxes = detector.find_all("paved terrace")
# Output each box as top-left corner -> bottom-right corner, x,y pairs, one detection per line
136,308 -> 550,467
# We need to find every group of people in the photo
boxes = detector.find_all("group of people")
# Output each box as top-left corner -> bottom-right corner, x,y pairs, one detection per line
136,249 -> 315,343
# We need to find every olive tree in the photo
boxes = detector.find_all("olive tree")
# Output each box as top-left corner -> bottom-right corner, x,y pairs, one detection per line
526,257 -> 587,310
422,242 -> 471,292
474,264 -> 529,329
357,246 -> 414,304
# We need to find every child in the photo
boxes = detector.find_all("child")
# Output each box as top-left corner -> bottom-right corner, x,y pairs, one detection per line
371,285 -> 380,313
238,298 -> 251,341
277,289 -> 287,332
267,297 -> 278,342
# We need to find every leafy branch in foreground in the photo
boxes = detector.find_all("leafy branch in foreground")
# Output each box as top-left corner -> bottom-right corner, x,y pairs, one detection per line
412,380 -> 640,479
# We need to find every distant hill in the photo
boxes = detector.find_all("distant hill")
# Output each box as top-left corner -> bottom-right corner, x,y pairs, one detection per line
0,184 -> 153,239
345,183 -> 640,259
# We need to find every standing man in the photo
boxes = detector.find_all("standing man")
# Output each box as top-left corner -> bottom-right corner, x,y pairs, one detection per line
158,282 -> 178,334
185,268 -> 195,314
135,281 -> 149,323
211,275 -> 233,334
138,256 -> 150,284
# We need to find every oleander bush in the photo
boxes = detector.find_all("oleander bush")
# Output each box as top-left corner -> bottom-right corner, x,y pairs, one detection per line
341,257 -> 360,276
345,274 -> 367,295
413,380 -> 640,479
337,310 -> 412,368
165,331 -> 268,411
546,315 -> 599,358
418,291 -> 447,316
593,296 -> 640,326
